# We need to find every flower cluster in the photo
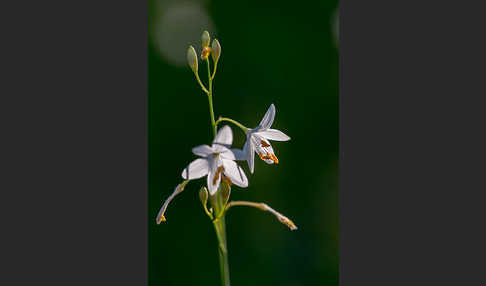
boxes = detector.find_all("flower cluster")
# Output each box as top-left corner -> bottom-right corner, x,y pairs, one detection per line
156,104 -> 293,226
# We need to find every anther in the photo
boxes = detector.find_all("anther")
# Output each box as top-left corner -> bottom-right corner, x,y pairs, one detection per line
222,174 -> 233,186
261,140 -> 270,147
201,47 -> 212,60
213,166 -> 225,185
270,153 -> 279,164
258,152 -> 279,163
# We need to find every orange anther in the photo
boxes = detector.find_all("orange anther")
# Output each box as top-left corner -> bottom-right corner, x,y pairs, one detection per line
261,140 -> 270,147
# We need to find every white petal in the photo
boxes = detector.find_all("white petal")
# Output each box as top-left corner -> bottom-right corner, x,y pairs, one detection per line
222,159 -> 248,188
207,169 -> 221,195
181,158 -> 209,180
231,147 -> 247,161
248,139 -> 255,173
192,144 -> 214,157
220,148 -> 237,160
251,135 -> 276,165
256,129 -> 291,141
206,157 -> 222,195
258,103 -> 275,130
213,143 -> 232,156
213,125 -> 233,147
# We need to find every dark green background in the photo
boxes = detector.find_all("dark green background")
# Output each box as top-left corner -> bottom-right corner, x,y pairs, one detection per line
149,0 -> 338,285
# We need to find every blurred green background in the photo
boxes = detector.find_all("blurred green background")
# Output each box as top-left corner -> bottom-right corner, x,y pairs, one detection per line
149,0 -> 338,285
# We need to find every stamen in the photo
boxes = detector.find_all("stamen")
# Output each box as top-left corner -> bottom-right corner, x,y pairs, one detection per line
260,140 -> 270,147
270,153 -> 279,164
213,166 -> 225,185
258,152 -> 266,160
201,47 -> 212,60
222,174 -> 233,186
258,151 -> 279,164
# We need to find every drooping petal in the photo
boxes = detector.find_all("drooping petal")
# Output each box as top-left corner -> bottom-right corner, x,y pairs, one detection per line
213,125 -> 233,147
256,128 -> 291,141
206,157 -> 222,195
156,180 -> 189,224
192,144 -> 214,157
222,158 -> 248,188
181,158 -> 209,180
258,103 -> 275,130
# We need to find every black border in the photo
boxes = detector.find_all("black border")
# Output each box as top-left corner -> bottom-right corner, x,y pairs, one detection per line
340,0 -> 485,285
2,1 -> 147,284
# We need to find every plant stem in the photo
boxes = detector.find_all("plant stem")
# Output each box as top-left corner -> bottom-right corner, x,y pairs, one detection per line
215,117 -> 248,134
213,216 -> 230,286
210,190 -> 231,286
206,58 -> 230,286
226,201 -> 298,231
195,72 -> 209,94
206,59 -> 217,137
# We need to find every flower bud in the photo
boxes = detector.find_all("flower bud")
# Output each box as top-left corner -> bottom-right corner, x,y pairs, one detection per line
187,46 -> 198,73
199,186 -> 209,206
201,30 -> 210,48
211,39 -> 221,63
221,181 -> 231,206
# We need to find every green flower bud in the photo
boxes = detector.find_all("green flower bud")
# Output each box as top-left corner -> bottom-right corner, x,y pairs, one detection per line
187,46 -> 198,73
221,181 -> 231,206
211,39 -> 221,63
201,30 -> 210,48
199,186 -> 209,206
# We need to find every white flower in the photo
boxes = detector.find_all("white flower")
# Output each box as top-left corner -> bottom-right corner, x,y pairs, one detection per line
182,125 -> 248,195
239,104 -> 291,173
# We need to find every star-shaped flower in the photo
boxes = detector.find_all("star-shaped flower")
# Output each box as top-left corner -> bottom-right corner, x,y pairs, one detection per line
240,104 -> 291,173
182,125 -> 248,195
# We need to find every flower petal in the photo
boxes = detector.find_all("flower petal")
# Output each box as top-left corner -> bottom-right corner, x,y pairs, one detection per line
251,135 -> 276,165
220,148 -> 237,160
258,103 -> 275,130
231,147 -> 247,161
192,144 -> 214,157
206,157 -> 222,195
222,159 -> 248,188
207,169 -> 221,195
248,139 -> 255,173
181,158 -> 209,180
211,143 -> 231,156
213,125 -> 233,147
156,181 -> 189,224
256,129 -> 291,141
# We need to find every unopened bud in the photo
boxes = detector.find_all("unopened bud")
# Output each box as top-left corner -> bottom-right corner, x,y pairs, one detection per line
187,46 -> 198,73
199,187 -> 208,206
201,31 -> 210,48
211,39 -> 221,63
221,181 -> 231,206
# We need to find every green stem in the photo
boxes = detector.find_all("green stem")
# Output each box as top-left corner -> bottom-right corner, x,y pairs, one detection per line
215,117 -> 248,134
206,58 -> 230,286
210,190 -> 231,286
206,59 -> 217,137
194,72 -> 209,94
213,216 -> 230,286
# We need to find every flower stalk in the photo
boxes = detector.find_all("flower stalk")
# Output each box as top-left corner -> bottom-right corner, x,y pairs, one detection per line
205,41 -> 230,285
215,117 -> 248,134
226,200 -> 298,230
158,30 -> 295,286
210,184 -> 231,286
206,58 -> 217,137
